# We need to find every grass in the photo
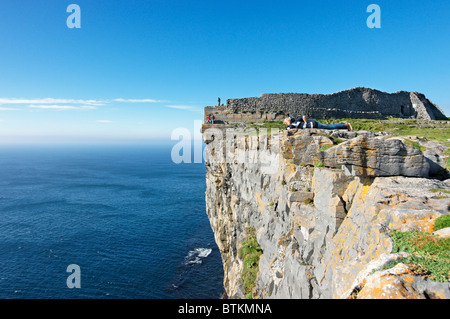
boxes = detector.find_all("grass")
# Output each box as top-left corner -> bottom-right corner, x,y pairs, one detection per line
404,139 -> 426,153
320,118 -> 395,132
434,215 -> 450,231
252,118 -> 449,147
445,149 -> 450,171
430,188 -> 450,195
238,227 -> 263,299
234,110 -> 281,115
314,160 -> 324,168
319,144 -> 334,152
249,121 -> 286,131
320,117 -> 450,147
380,229 -> 450,282
429,188 -> 450,199
241,118 -> 450,146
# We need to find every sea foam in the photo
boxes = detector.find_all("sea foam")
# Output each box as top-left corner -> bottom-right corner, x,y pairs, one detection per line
185,248 -> 212,264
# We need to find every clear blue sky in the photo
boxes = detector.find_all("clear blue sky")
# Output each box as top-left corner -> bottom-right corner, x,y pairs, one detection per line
0,0 -> 449,143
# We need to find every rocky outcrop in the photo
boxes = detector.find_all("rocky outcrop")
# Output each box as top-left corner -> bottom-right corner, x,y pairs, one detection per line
203,125 -> 450,299
282,130 -> 432,178
223,87 -> 447,120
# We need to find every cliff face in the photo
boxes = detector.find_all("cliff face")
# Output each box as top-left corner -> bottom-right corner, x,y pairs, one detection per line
203,126 -> 450,299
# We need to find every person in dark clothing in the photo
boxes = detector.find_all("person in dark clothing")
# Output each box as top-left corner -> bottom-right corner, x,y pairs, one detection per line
218,97 -> 221,106
284,116 -> 352,131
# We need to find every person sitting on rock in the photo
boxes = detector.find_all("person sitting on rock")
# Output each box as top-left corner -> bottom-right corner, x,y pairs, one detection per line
284,116 -> 352,131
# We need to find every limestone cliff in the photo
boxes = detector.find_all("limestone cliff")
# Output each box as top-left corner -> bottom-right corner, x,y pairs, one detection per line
202,125 -> 450,299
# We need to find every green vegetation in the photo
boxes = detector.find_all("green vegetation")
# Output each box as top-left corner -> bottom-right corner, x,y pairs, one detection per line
319,144 -> 334,152
238,227 -> 263,299
332,137 -> 344,145
404,139 -> 426,153
429,188 -> 450,195
243,118 -> 450,148
303,198 -> 314,205
445,149 -> 450,171
429,188 -> 450,199
233,110 -> 281,115
320,117 -> 450,147
314,160 -> 324,168
268,200 -> 274,206
249,121 -> 286,131
238,117 -> 449,139
381,229 -> 450,282
434,215 -> 450,231
238,121 -> 287,136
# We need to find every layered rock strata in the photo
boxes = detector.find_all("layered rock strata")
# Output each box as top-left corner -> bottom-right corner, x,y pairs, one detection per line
203,126 -> 450,299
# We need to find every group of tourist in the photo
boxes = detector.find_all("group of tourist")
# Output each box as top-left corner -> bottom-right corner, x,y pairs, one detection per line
283,116 -> 352,131
206,114 -> 215,124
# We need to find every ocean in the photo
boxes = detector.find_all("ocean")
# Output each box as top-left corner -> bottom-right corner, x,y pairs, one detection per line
0,144 -> 224,299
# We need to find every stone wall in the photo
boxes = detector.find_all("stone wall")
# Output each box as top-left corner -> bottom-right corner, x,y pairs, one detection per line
206,87 -> 447,122
204,106 -> 286,124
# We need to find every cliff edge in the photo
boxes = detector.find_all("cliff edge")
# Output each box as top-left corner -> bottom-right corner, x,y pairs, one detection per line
202,124 -> 450,299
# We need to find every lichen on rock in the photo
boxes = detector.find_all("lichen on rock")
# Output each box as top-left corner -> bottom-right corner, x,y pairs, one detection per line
203,121 -> 450,299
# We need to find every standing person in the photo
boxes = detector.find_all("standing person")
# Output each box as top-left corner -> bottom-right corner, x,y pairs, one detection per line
212,114 -> 215,124
206,115 -> 212,124
284,116 -> 352,131
218,97 -> 221,106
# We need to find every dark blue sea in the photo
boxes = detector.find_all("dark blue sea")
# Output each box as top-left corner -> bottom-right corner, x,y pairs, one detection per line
0,143 -> 224,299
